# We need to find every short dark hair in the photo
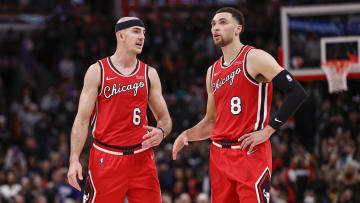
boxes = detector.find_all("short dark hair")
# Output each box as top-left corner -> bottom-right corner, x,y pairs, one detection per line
215,7 -> 245,34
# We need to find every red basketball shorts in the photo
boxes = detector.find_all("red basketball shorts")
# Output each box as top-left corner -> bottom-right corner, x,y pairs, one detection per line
82,144 -> 161,203
210,140 -> 272,203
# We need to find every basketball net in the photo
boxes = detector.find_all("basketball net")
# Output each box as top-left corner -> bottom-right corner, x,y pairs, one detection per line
321,59 -> 356,93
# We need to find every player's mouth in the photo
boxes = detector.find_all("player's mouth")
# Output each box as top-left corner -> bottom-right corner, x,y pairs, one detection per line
213,34 -> 221,40
135,42 -> 143,48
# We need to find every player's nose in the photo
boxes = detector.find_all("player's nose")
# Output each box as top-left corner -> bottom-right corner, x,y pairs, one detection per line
212,26 -> 220,33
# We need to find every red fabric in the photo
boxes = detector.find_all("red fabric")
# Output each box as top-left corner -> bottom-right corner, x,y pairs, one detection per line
93,57 -> 149,146
188,177 -> 198,200
87,147 -> 161,203
209,141 -> 272,203
278,47 -> 284,67
273,158 -> 284,171
210,45 -> 273,141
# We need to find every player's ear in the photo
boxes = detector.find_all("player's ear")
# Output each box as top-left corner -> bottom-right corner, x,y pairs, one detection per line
235,25 -> 242,36
116,31 -> 125,40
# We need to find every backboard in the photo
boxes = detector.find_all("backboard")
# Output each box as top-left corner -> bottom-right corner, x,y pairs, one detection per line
281,3 -> 360,81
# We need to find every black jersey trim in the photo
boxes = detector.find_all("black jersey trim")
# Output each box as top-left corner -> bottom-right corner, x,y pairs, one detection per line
244,48 -> 259,84
220,45 -> 246,68
108,57 -> 139,76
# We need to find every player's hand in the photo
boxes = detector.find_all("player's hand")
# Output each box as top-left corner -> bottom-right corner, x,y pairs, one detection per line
67,159 -> 83,191
172,131 -> 189,160
142,125 -> 164,149
238,126 -> 275,153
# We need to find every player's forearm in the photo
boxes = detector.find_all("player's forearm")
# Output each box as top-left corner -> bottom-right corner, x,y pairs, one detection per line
69,117 -> 89,162
186,117 -> 215,141
156,114 -> 172,137
268,70 -> 308,130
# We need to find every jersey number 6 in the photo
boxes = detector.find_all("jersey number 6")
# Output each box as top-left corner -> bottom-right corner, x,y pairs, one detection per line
133,108 -> 141,126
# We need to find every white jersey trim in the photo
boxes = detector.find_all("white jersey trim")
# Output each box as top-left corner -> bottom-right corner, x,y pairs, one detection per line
220,45 -> 246,69
212,141 -> 242,149
88,170 -> 96,203
209,65 -> 215,92
255,166 -> 271,203
254,83 -> 269,130
261,83 -> 269,129
91,100 -> 98,138
242,48 -> 259,86
93,143 -> 148,155
145,64 -> 148,95
254,83 -> 262,130
98,60 -> 105,96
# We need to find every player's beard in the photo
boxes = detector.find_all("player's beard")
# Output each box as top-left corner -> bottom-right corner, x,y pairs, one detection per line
215,35 -> 233,47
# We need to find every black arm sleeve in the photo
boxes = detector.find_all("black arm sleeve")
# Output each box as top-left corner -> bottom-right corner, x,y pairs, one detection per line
268,70 -> 308,130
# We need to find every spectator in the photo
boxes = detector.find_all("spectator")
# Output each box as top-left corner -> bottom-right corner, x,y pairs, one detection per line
175,193 -> 191,203
0,1 -> 360,202
196,193 -> 209,203
0,171 -> 22,201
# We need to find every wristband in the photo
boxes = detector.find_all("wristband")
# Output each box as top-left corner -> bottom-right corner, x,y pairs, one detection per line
158,127 -> 166,139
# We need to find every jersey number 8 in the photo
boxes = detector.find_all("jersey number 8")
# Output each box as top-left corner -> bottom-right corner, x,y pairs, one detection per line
230,96 -> 242,115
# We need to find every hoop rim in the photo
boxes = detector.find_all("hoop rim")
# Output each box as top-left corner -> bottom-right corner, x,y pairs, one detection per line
321,59 -> 358,67
321,59 -> 357,74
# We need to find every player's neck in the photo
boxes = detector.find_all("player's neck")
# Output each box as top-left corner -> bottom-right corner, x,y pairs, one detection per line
111,49 -> 137,69
221,40 -> 243,65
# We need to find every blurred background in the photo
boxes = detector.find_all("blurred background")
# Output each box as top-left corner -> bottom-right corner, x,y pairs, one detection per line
0,0 -> 360,202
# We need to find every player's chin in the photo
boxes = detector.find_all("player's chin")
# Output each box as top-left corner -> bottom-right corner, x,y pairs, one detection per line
213,38 -> 222,46
214,41 -> 223,47
134,48 -> 143,54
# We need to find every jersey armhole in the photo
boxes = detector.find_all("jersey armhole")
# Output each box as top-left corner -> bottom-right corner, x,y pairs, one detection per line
97,60 -> 105,96
147,65 -> 151,100
243,48 -> 260,85
209,64 -> 215,92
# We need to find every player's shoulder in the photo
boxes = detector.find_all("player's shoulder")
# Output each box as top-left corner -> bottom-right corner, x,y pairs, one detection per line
84,62 -> 101,81
208,58 -> 219,71
146,65 -> 161,85
147,65 -> 158,76
247,48 -> 276,64
87,62 -> 101,73
247,48 -> 269,59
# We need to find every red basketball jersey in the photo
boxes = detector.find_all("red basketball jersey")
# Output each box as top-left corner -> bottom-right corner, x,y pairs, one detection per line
210,45 -> 273,141
91,57 -> 149,146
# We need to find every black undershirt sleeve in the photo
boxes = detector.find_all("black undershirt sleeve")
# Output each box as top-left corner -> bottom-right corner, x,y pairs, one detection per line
268,69 -> 308,130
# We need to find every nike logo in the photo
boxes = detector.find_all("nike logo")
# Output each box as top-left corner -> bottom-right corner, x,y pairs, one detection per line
274,117 -> 282,123
106,76 -> 117,81
247,149 -> 258,155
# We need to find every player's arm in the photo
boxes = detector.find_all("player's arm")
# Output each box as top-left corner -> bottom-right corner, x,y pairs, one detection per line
239,49 -> 308,152
142,67 -> 172,149
67,63 -> 100,191
172,66 -> 216,160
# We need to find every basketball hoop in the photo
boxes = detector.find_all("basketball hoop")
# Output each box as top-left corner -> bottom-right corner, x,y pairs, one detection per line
321,59 -> 356,93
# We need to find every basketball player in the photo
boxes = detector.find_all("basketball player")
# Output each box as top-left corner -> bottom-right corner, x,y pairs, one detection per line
173,7 -> 307,203
67,17 -> 172,203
